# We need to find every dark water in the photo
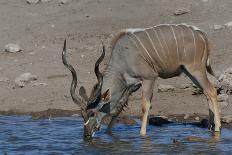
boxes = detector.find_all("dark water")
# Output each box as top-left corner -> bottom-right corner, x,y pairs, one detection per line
0,116 -> 232,155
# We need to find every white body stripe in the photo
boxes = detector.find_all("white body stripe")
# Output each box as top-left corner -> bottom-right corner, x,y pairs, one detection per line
144,30 -> 167,68
170,25 -> 179,64
190,28 -> 197,66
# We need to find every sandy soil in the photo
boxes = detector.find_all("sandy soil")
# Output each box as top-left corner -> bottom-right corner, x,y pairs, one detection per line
0,0 -> 232,121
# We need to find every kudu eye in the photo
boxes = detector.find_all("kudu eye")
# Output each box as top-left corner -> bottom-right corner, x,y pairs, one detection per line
89,111 -> 96,118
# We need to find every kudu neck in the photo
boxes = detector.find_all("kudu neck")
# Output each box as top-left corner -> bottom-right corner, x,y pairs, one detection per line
101,65 -> 126,96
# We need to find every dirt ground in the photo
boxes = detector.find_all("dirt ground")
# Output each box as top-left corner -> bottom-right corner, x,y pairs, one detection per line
0,0 -> 232,121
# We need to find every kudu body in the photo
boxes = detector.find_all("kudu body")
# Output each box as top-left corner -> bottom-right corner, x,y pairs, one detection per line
62,24 -> 221,139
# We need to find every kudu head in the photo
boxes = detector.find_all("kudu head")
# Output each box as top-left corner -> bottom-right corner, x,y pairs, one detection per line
62,40 -> 107,139
62,40 -> 141,139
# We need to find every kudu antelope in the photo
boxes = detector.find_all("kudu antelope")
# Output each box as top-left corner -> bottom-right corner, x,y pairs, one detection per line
62,24 -> 221,139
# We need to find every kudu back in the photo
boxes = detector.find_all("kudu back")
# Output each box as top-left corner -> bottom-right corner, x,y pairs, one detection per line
62,24 -> 221,139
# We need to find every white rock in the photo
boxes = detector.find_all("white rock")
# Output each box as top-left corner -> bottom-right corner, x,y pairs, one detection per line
158,84 -> 175,92
26,0 -> 40,4
225,21 -> 232,28
220,102 -> 229,108
195,116 -> 200,121
174,8 -> 190,16
15,73 -> 38,88
221,115 -> 232,124
0,77 -> 9,82
41,0 -> 51,2
184,114 -> 189,120
5,43 -> 21,53
217,93 -> 229,102
31,82 -> 48,87
212,24 -> 224,30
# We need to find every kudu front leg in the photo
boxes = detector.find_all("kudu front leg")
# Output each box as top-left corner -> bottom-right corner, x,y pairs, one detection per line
140,80 -> 154,136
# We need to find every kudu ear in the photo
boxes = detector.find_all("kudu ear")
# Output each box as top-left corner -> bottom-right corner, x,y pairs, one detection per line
79,86 -> 88,102
101,89 -> 111,102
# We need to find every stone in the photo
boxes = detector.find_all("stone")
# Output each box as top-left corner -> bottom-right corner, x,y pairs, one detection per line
174,8 -> 190,16
0,77 -> 9,83
195,116 -> 200,121
5,43 -> 21,53
15,73 -> 38,88
217,93 -> 229,102
212,24 -> 224,30
158,84 -> 175,92
225,21 -> 232,28
58,0 -> 69,5
41,0 -> 51,2
26,0 -> 40,4
218,68 -> 232,94
221,115 -> 232,124
220,101 -> 229,108
31,82 -> 48,87
184,114 -> 189,120
149,116 -> 172,126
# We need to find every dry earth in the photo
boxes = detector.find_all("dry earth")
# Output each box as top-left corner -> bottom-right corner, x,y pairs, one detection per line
0,0 -> 232,123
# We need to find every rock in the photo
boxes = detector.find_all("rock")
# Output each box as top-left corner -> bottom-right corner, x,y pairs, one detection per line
158,84 -> 175,92
221,115 -> 232,124
0,67 -> 2,71
0,77 -> 9,83
225,21 -> 232,28
5,43 -> 21,53
202,0 -> 208,2
219,101 -> 229,108
26,0 -> 40,4
149,116 -> 172,126
15,73 -> 38,88
217,93 -> 229,102
183,114 -> 189,120
174,8 -> 190,16
195,116 -> 200,121
31,82 -> 48,87
185,136 -> 205,142
41,0 -> 51,2
58,0 -> 69,5
218,68 -> 232,94
212,24 -> 224,30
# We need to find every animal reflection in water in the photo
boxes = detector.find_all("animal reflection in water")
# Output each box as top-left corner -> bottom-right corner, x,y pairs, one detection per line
62,24 -> 221,139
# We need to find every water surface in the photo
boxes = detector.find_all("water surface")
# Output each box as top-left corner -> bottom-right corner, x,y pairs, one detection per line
0,116 -> 232,154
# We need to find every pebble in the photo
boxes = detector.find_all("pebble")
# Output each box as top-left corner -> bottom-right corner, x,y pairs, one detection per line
15,73 -> 38,88
184,114 -> 190,120
158,84 -> 175,92
217,93 -> 229,102
212,24 -> 224,30
174,8 -> 190,16
195,116 -> 200,121
31,82 -> 48,87
221,115 -> 232,124
5,43 -> 21,53
58,0 -> 69,5
26,0 -> 40,4
0,77 -> 9,82
225,21 -> 232,28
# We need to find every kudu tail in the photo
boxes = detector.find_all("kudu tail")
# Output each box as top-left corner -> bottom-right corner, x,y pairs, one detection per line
198,30 -> 215,77
206,57 -> 215,76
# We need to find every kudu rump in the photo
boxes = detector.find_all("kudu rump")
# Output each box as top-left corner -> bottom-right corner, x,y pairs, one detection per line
62,24 -> 221,139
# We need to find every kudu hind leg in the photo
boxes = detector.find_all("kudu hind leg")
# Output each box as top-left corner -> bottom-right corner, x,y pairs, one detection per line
184,66 -> 221,132
140,80 -> 154,136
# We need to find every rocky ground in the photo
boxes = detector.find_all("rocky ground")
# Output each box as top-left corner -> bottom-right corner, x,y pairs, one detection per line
0,0 -> 232,126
